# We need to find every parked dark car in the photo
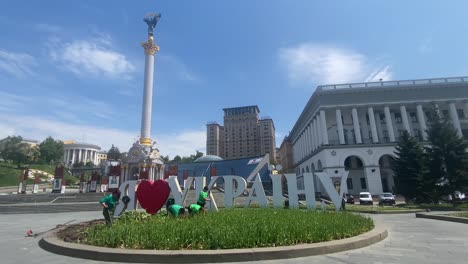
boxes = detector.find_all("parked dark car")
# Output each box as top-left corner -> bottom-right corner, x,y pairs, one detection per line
345,194 -> 355,204
379,193 -> 396,205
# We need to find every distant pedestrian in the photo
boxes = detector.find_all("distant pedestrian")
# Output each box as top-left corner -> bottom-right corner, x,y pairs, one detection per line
197,186 -> 210,208
100,190 -> 121,225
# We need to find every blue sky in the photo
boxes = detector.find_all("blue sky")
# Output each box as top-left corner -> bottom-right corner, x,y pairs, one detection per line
1,1 -> 468,158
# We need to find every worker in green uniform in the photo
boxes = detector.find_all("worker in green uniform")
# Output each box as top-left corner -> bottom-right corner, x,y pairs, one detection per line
167,204 -> 186,218
100,190 -> 121,225
197,186 -> 210,208
188,203 -> 205,215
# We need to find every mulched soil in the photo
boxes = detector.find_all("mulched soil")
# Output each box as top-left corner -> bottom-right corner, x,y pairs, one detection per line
56,219 -> 104,243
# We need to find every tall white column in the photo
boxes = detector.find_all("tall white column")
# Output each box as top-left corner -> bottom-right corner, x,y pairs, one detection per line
416,104 -> 428,140
308,123 -> 313,151
299,135 -> 304,160
78,149 -> 81,163
95,151 -> 99,165
368,107 -> 379,143
336,109 -> 345,144
139,35 -> 159,146
320,110 -> 329,145
449,102 -> 462,137
384,106 -> 395,142
400,105 -> 411,134
316,116 -> 323,147
311,119 -> 317,150
84,149 -> 88,163
305,127 -> 310,156
71,149 -> 75,164
352,108 -> 362,144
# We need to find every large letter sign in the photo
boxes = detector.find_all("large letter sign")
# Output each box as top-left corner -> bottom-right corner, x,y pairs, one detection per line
113,171 -> 348,215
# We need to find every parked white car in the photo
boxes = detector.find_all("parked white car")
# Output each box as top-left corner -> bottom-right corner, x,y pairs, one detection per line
359,192 -> 373,205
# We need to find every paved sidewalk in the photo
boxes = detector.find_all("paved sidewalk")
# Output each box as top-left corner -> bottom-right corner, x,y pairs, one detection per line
1,212 -> 467,264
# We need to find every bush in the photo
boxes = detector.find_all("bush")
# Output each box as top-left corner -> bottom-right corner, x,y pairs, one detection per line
84,209 -> 374,250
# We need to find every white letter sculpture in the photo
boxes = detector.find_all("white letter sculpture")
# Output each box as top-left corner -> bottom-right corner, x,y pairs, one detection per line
224,176 -> 247,208
114,180 -> 138,216
315,172 -> 349,211
244,174 -> 268,208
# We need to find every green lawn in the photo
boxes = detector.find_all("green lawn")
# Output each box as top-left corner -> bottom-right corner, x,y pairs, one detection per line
344,204 -> 419,212
0,161 -> 78,187
400,203 -> 468,211
83,209 -> 374,250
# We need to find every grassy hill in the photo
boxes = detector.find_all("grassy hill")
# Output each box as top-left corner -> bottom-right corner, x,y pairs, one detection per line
0,162 -> 78,187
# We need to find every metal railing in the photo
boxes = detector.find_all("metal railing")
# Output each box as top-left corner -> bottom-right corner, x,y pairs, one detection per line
317,76 -> 468,91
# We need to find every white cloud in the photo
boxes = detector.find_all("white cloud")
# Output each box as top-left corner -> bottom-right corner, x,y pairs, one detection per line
157,130 -> 206,159
0,113 -> 206,159
365,65 -> 393,82
0,50 -> 37,78
48,36 -> 135,79
279,43 -> 392,85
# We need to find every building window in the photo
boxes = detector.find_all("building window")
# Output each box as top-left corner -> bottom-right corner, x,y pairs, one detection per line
457,109 -> 465,119
410,112 -> 417,123
347,178 -> 353,190
394,113 -> 402,123
360,178 -> 367,189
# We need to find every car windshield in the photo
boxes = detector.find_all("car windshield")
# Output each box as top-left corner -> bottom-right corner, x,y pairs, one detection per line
360,194 -> 370,198
383,193 -> 393,197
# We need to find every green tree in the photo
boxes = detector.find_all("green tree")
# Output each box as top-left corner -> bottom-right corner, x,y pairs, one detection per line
0,136 -> 38,168
425,109 -> 468,203
161,155 -> 170,163
172,155 -> 182,163
107,145 -> 121,161
392,131 -> 427,203
39,136 -> 64,164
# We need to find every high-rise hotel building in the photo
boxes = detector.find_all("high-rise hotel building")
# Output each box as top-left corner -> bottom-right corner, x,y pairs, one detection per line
207,105 -> 276,163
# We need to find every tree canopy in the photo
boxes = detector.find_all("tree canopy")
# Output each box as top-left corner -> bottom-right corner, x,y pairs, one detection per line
0,136 -> 39,168
107,145 -> 121,161
39,136 -> 64,164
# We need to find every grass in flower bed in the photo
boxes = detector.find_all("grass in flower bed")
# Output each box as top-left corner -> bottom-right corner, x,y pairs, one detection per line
83,209 -> 374,250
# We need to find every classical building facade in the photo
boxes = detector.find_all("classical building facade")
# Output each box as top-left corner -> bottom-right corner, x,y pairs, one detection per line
207,105 -> 277,163
290,76 -> 468,195
63,140 -> 101,165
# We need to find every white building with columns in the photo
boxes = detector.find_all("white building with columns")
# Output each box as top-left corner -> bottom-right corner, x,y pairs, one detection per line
290,76 -> 468,196
63,141 -> 101,166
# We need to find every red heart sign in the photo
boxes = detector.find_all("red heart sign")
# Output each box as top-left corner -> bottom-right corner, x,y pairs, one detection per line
136,180 -> 170,214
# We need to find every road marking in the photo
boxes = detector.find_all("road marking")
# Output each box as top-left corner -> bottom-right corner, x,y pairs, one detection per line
50,196 -> 77,203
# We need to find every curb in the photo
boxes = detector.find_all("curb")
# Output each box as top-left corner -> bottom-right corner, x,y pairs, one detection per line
352,209 -> 425,214
39,223 -> 387,263
416,213 -> 468,224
